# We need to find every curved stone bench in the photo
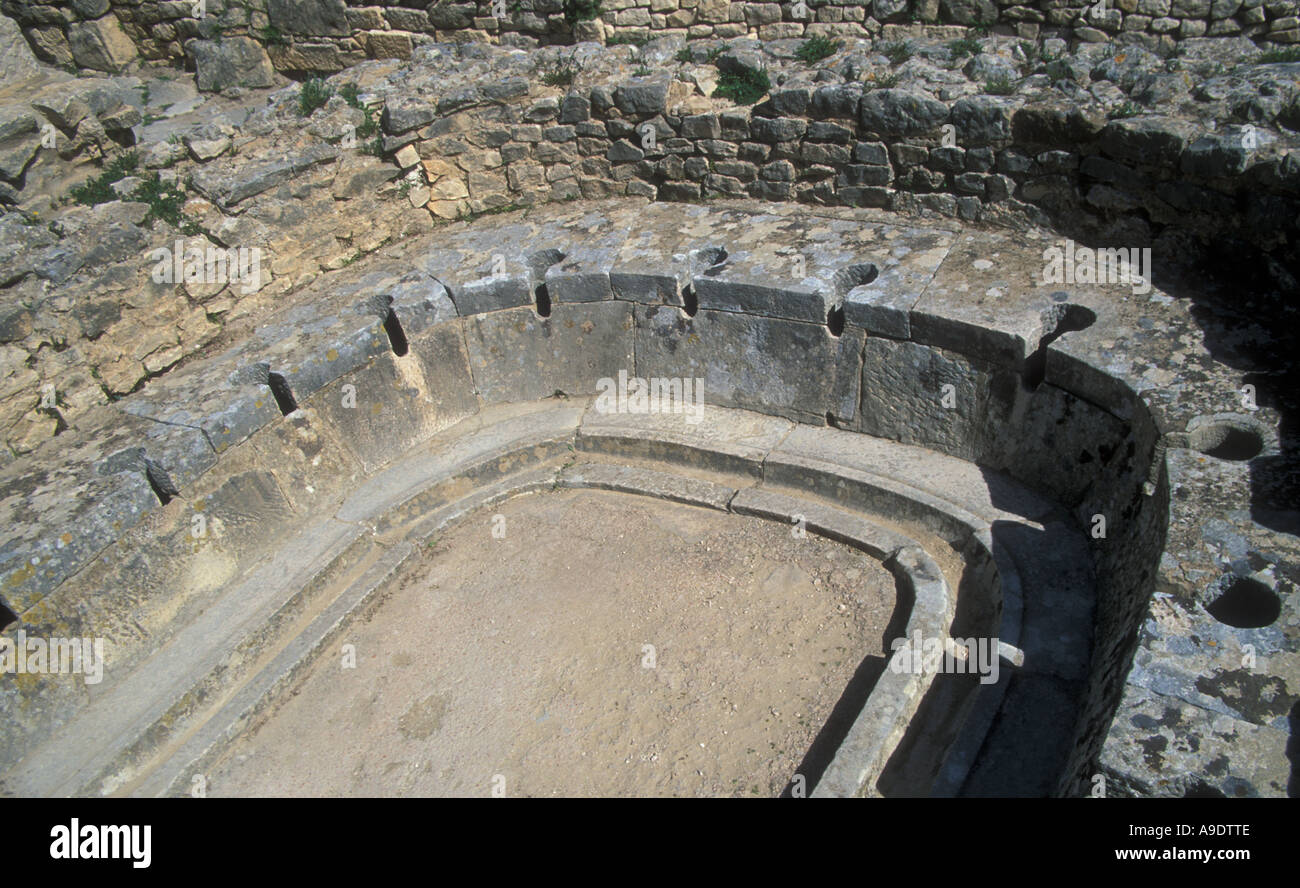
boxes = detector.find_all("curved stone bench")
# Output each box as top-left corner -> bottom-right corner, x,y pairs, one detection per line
1,199 -> 1293,798
4,395 -> 1065,797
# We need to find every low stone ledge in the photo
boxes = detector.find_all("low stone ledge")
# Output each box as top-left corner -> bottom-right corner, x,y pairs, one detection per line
559,461 -> 738,510
578,404 -> 795,478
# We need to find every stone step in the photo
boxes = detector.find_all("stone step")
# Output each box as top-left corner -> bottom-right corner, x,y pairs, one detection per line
578,402 -> 794,478
336,399 -> 587,530
6,515 -> 365,797
135,541 -> 415,798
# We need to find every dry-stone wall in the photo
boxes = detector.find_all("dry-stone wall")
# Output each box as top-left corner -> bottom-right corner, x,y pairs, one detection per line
374,39 -> 1300,273
3,0 -> 1298,79
4,34 -> 1300,462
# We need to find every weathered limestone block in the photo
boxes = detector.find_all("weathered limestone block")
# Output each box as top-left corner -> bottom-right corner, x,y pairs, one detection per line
189,143 -> 338,208
268,0 -> 350,36
1098,116 -> 1194,167
855,336 -> 1017,462
531,205 -> 636,304
417,220 -> 536,316
122,355 -> 281,458
228,287 -> 394,410
698,0 -> 732,24
267,42 -> 344,73
842,228 -> 954,339
361,30 -> 413,59
1011,101 -> 1107,148
23,25 -> 74,67
0,409 -> 215,614
859,88 -> 950,137
0,12 -> 42,88
67,15 -> 138,73
950,95 -> 1021,147
189,37 -> 277,92
465,302 -> 634,404
634,305 -> 864,426
311,326 -> 477,474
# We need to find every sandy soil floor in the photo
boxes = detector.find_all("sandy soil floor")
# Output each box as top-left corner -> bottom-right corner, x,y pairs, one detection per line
205,487 -> 897,797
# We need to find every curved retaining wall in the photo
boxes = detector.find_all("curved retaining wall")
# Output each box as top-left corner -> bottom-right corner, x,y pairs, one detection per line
6,0 -> 1296,75
7,34 -> 1300,465
0,199 -> 1290,796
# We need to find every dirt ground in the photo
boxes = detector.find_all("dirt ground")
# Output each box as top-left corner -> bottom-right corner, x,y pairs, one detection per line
205,488 -> 897,797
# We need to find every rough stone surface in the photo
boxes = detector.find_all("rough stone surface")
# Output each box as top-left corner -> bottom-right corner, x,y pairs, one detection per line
190,38 -> 278,93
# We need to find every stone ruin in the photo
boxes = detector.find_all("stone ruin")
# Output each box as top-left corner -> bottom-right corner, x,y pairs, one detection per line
0,0 -> 1297,796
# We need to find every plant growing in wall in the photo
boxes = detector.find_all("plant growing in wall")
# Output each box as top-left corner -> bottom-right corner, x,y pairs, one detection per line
298,78 -> 333,116
879,41 -> 912,65
539,59 -> 579,86
948,37 -> 980,58
864,70 -> 902,90
132,172 -> 202,233
713,66 -> 770,105
256,24 -> 289,46
66,151 -> 200,234
795,35 -> 841,65
338,83 -> 381,139
1259,47 -> 1300,63
1044,59 -> 1072,81
68,152 -> 141,207
563,0 -> 602,25
982,76 -> 1015,95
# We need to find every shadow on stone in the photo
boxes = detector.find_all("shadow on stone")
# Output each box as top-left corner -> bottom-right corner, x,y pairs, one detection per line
781,654 -> 887,798
1288,700 -> 1299,799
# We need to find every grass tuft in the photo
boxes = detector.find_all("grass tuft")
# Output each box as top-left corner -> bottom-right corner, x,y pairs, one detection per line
540,60 -> 579,86
68,152 -> 139,206
297,77 -> 333,116
948,37 -> 981,58
1259,47 -> 1300,63
713,66 -> 771,105
866,71 -> 903,89
983,76 -> 1016,95
795,35 -> 842,64
880,41 -> 912,65
67,152 -> 200,233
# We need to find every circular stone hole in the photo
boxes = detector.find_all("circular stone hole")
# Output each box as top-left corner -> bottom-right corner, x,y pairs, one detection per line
1205,577 -> 1281,629
1188,421 -> 1264,461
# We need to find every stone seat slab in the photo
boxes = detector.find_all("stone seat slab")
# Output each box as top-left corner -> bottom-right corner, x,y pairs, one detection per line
772,423 -> 1058,527
841,223 -> 956,339
911,229 -> 1099,370
0,407 -> 213,613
